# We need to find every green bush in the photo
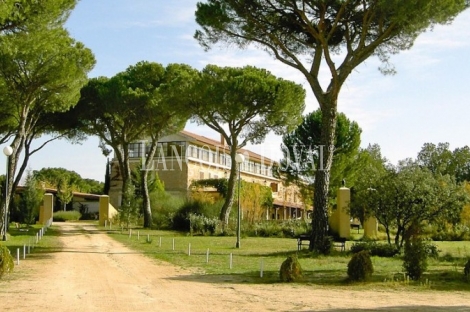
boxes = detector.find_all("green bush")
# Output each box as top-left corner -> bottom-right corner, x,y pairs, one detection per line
189,213 -> 220,235
53,210 -> 82,222
424,242 -> 440,259
347,250 -> 374,281
426,223 -> 470,241
350,242 -> 399,257
247,220 -> 310,238
151,191 -> 184,229
280,255 -> 302,282
171,199 -> 223,232
403,237 -> 428,281
0,245 -> 14,279
464,259 -> 470,282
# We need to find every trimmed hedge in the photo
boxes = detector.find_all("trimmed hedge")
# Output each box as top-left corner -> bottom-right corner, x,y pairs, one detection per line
53,211 -> 82,222
350,241 -> 399,257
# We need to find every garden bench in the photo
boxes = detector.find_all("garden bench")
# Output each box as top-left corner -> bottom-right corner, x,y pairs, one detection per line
296,234 -> 346,252
297,234 -> 310,251
350,223 -> 360,233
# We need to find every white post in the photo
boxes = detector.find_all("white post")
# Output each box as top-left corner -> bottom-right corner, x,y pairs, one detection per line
188,243 -> 191,256
206,248 -> 209,263
36,233 -> 38,244
129,229 -> 132,238
16,248 -> 19,265
105,220 -> 107,228
23,244 -> 26,259
229,253 -> 233,269
147,234 -> 150,243
137,231 -> 140,240
260,258 -> 264,278
172,238 -> 175,251
159,237 -> 162,247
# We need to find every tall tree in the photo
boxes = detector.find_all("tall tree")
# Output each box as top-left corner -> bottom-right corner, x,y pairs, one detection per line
417,142 -> 470,183
0,0 -> 76,34
71,62 -> 195,227
351,159 -> 468,248
280,109 -> 361,204
17,171 -> 44,225
194,0 -> 468,252
189,64 -> 305,224
0,8 -> 94,239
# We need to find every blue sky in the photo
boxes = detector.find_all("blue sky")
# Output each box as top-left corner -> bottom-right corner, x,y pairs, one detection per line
3,1 -> 470,182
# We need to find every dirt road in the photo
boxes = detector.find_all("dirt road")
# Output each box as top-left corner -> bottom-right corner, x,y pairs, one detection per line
1,223 -> 469,311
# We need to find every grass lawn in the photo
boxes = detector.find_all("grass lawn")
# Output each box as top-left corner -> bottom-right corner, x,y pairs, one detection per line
105,226 -> 470,291
0,223 -> 62,268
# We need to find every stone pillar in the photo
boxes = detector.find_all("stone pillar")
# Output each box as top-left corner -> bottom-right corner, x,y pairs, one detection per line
39,193 -> 54,225
329,207 -> 340,234
363,216 -> 378,239
337,187 -> 351,239
99,195 -> 118,226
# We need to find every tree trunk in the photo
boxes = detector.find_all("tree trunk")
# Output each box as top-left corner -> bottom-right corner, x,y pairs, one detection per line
141,170 -> 152,228
219,147 -> 238,225
310,103 -> 337,253
1,135 -> 23,239
141,138 -> 161,229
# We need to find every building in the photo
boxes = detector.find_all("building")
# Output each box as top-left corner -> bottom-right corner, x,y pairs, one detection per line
109,130 -> 309,220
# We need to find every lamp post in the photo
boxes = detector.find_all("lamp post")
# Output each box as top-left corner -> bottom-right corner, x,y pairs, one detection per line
2,146 -> 13,241
235,153 -> 245,248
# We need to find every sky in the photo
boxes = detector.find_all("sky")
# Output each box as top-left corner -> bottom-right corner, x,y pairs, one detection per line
2,1 -> 470,182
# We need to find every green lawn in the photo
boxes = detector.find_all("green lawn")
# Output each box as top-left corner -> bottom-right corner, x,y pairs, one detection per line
105,226 -> 470,291
0,223 -> 62,261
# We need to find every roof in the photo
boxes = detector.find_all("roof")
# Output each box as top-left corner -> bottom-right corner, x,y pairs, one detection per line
180,130 -> 277,166
273,199 -> 305,210
15,186 -> 102,201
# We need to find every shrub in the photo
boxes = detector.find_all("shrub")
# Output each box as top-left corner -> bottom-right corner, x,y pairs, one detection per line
350,242 -> 399,257
464,259 -> 470,282
171,199 -> 223,232
403,237 -> 428,281
347,250 -> 374,281
53,210 -> 82,222
151,192 -> 184,229
189,213 -> 220,235
424,242 -> 440,259
280,255 -> 302,282
247,220 -> 310,238
0,245 -> 14,279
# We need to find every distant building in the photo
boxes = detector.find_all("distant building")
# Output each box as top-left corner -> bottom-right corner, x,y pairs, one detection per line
109,130 -> 309,220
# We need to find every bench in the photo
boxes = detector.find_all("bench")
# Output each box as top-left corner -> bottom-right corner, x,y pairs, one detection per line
333,237 -> 346,252
296,235 -> 346,252
297,234 -> 310,251
350,223 -> 360,233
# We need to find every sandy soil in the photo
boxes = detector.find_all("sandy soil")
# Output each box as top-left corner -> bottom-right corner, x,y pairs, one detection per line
0,223 -> 469,312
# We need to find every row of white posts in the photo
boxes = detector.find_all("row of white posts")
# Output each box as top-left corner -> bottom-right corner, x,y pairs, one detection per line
125,229 -> 266,277
14,222 -> 50,266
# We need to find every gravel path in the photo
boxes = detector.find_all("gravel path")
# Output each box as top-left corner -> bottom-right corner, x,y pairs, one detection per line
1,223 -> 469,311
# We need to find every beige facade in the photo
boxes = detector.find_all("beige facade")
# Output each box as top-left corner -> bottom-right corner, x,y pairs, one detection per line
109,130 -> 308,220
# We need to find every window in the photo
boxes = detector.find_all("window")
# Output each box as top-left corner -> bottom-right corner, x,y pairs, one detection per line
199,171 -> 204,179
167,142 -> 185,157
270,183 -> 278,192
129,143 -> 142,158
